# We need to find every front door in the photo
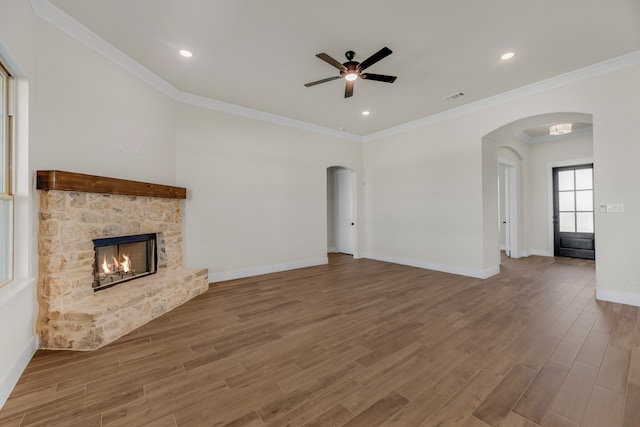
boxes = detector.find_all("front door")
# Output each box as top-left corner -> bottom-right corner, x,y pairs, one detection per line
553,164 -> 595,259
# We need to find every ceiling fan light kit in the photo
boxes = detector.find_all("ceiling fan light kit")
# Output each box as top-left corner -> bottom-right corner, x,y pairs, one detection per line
304,47 -> 397,98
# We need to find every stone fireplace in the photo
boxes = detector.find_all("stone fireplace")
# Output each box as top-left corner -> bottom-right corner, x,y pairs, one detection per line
36,170 -> 209,350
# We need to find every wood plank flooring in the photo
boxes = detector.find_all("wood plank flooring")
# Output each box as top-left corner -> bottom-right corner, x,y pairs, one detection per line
1,253 -> 639,426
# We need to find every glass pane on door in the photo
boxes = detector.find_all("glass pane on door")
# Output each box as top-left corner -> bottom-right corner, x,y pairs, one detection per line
559,192 -> 575,211
560,212 -> 576,232
575,169 -> 593,190
558,171 -> 575,191
576,190 -> 593,211
577,212 -> 594,233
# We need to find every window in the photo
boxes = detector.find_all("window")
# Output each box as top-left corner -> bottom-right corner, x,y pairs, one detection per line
557,166 -> 594,233
0,62 -> 12,285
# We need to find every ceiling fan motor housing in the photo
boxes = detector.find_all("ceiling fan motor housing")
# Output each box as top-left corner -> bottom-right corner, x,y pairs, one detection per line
340,62 -> 360,78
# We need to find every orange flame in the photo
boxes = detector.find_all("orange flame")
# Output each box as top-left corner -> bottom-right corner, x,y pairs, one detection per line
100,253 -> 132,275
121,254 -> 131,273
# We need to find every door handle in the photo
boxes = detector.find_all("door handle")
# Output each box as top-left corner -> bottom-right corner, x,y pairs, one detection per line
351,223 -> 354,226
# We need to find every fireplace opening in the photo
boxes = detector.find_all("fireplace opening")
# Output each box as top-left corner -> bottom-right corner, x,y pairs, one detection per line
92,233 -> 157,291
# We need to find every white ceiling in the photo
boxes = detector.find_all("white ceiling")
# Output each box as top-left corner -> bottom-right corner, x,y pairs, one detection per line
47,0 -> 640,136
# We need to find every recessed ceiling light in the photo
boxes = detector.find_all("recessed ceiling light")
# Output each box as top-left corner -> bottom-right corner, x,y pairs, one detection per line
179,49 -> 193,58
362,111 -> 370,116
500,52 -> 515,61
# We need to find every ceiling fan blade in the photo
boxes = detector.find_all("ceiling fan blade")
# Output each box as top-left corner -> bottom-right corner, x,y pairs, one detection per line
316,53 -> 347,71
345,80 -> 354,98
304,76 -> 342,87
359,47 -> 393,71
361,73 -> 397,83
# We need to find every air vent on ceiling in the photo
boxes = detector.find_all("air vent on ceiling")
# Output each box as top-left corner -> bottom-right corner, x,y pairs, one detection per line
444,92 -> 465,101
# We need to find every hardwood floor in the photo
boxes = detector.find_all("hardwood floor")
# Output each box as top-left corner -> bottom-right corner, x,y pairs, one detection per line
1,254 -> 638,426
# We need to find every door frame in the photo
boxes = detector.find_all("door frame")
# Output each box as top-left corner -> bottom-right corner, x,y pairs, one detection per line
326,166 -> 358,257
546,157 -> 594,256
498,157 -> 518,258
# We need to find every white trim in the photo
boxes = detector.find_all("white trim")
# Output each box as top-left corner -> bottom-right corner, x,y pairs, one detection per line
364,50 -> 640,142
596,288 -> 640,308
29,0 -> 363,143
30,1 -> 640,142
209,257 -> 328,283
29,0 -> 179,98
546,158 -> 594,258
365,253 -> 500,279
0,334 -> 38,410
516,126 -> 593,145
175,92 -> 363,142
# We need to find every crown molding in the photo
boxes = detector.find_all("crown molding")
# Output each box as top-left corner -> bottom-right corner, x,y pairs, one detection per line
29,0 -> 363,143
31,0 -> 640,145
515,125 -> 593,144
363,50 -> 640,142
29,0 -> 179,97
174,91 -> 363,142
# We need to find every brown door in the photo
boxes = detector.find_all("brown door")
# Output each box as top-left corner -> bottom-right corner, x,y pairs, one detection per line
553,164 -> 595,259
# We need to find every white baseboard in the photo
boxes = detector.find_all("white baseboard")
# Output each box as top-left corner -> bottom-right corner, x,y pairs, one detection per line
209,257 -> 328,283
365,253 -> 500,279
0,334 -> 38,410
327,246 -> 337,253
596,288 -> 640,308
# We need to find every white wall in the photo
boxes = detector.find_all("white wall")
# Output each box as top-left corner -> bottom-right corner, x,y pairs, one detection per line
175,104 -> 363,281
31,21 -> 177,183
366,62 -> 640,303
590,67 -> 640,305
364,117 -> 490,277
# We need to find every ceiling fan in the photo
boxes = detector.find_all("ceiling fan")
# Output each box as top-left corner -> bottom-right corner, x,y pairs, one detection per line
304,47 -> 397,98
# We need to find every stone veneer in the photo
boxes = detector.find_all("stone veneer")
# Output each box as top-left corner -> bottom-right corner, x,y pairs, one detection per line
37,190 -> 208,350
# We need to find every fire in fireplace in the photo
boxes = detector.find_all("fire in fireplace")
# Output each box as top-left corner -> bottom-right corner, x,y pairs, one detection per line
92,233 -> 157,291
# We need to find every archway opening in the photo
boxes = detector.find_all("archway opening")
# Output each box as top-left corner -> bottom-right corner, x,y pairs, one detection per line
482,112 -> 593,270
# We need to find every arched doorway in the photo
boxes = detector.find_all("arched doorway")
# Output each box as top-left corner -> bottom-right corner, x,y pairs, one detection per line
482,112 -> 593,268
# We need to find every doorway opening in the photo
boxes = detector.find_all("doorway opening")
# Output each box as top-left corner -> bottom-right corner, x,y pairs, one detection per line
498,159 -> 518,258
327,166 -> 355,256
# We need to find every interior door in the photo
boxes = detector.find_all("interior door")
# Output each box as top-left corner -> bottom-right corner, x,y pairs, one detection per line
503,165 -> 512,257
335,169 -> 354,255
553,164 -> 595,259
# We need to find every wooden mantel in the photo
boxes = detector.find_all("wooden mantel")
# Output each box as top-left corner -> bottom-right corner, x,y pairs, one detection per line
37,170 -> 187,199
